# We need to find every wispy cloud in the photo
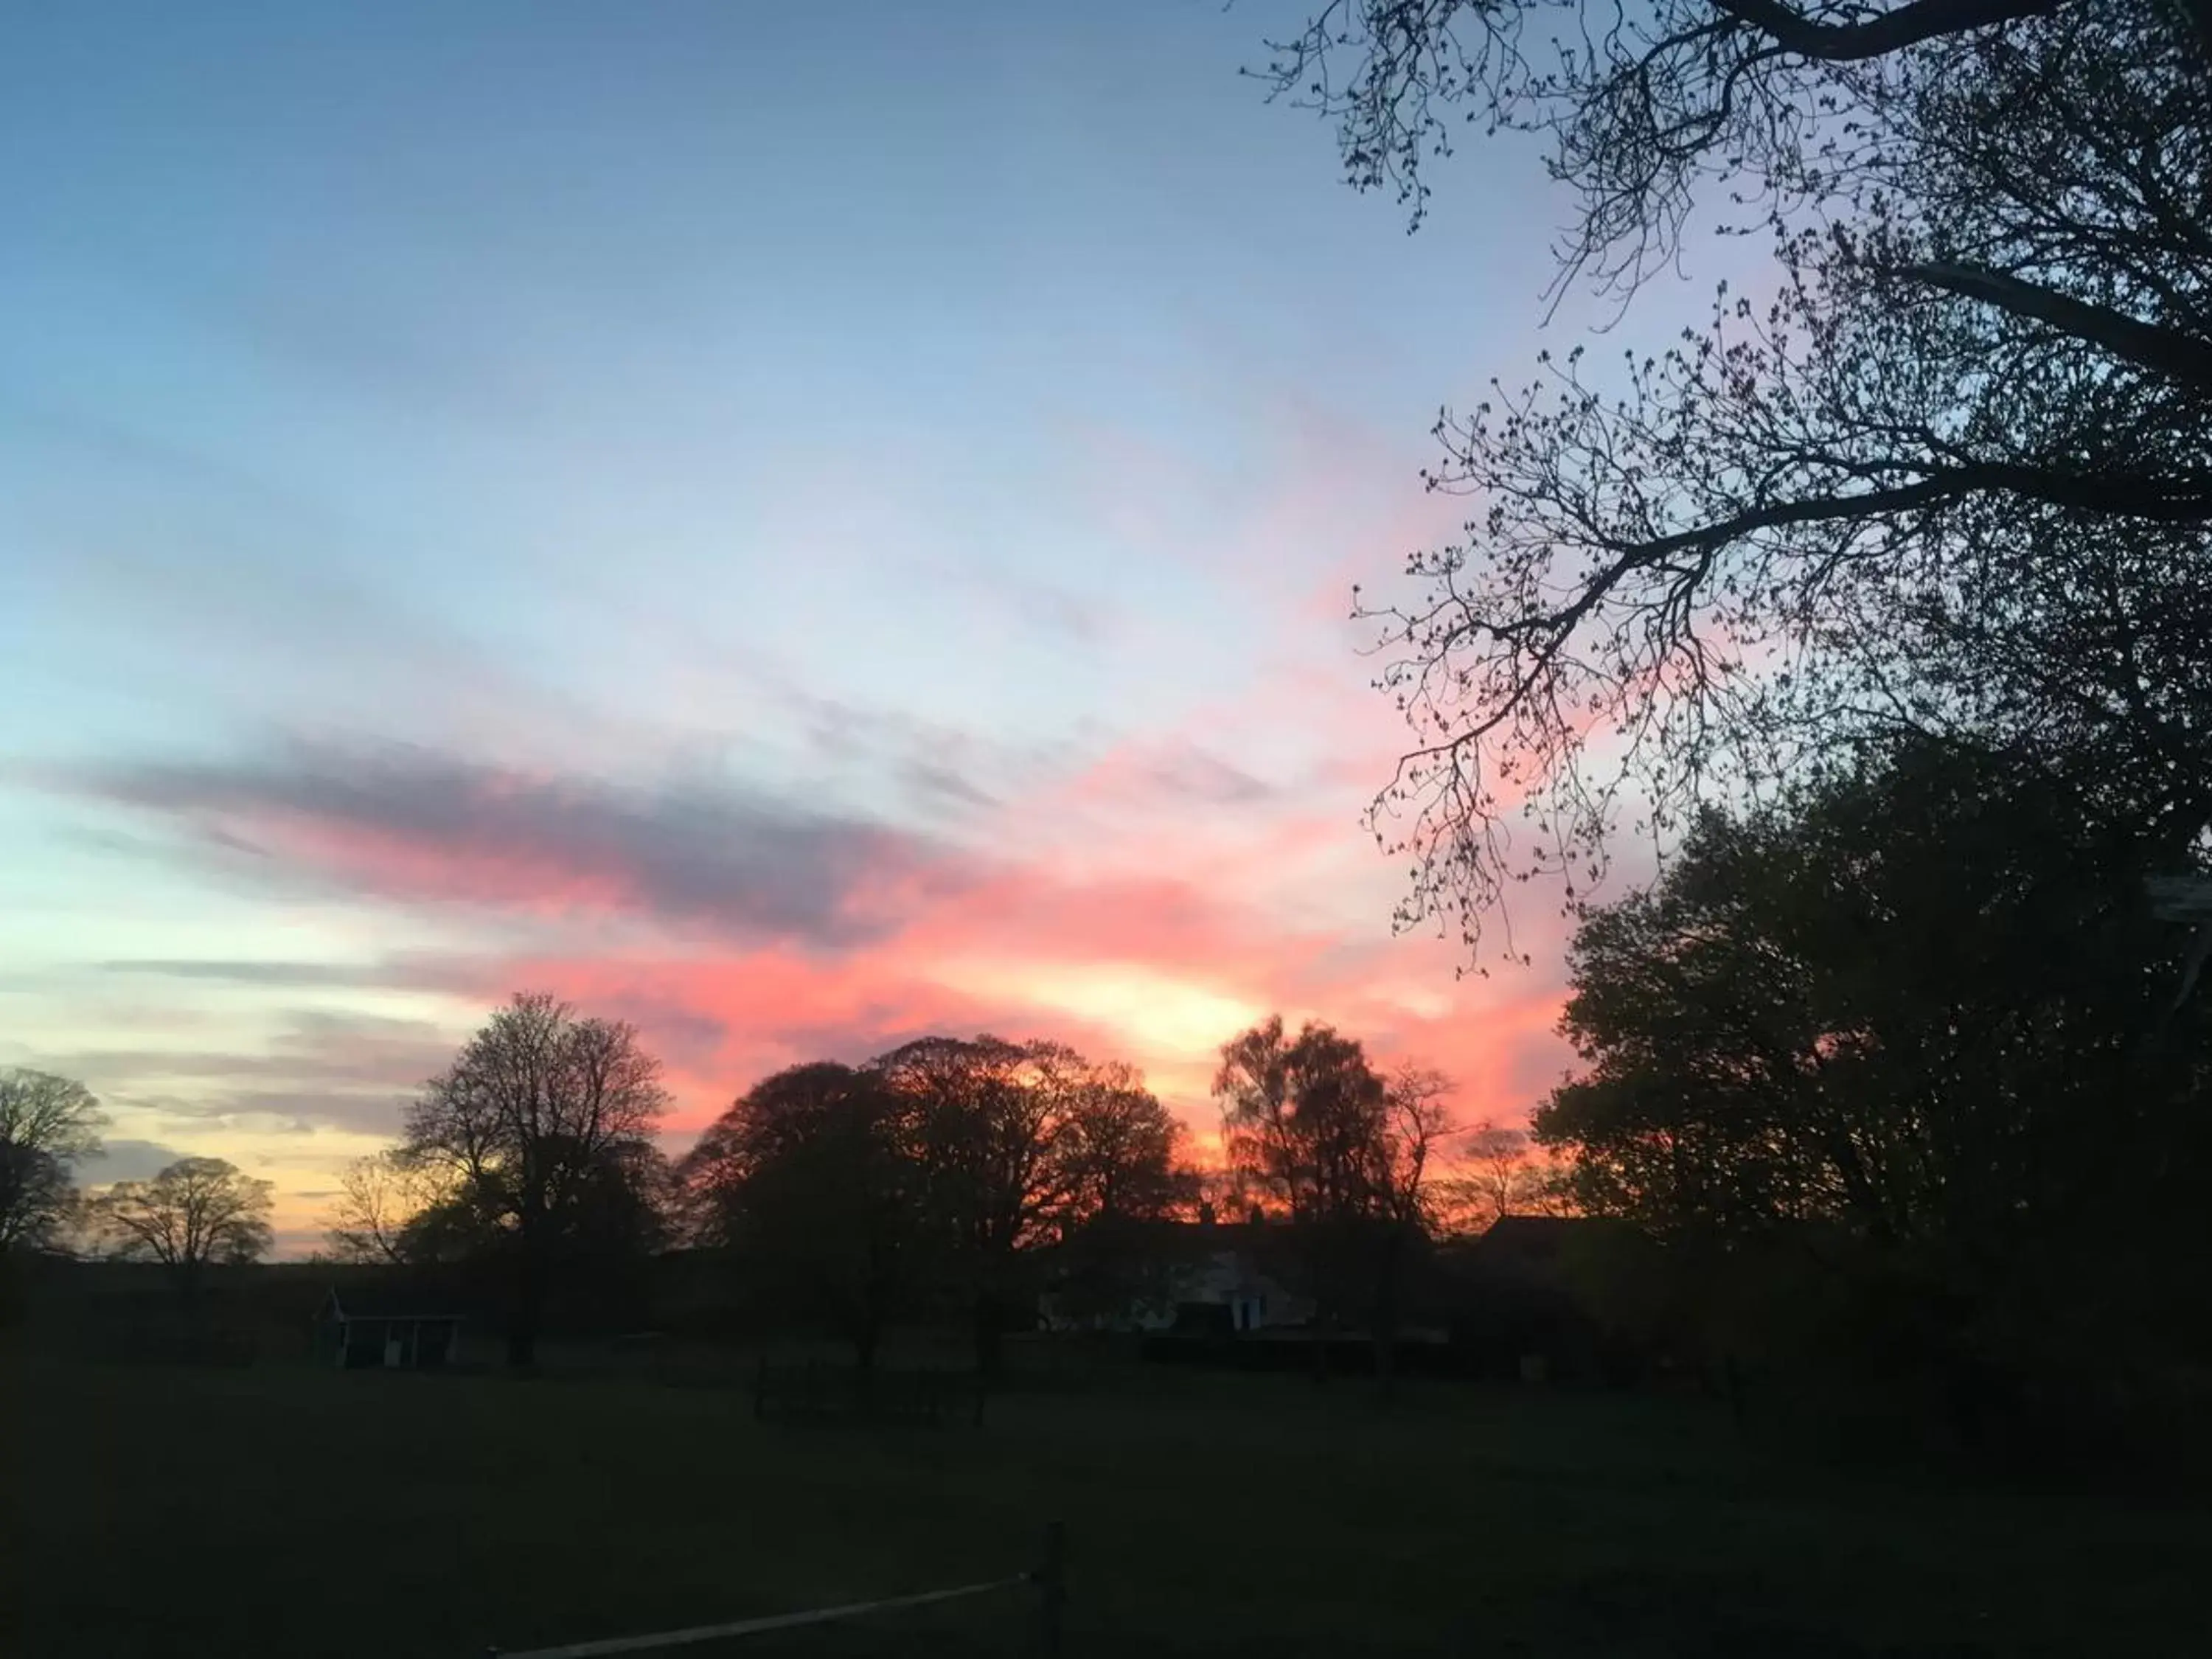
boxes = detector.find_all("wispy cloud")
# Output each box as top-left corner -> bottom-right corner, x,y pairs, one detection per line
41,731 -> 1573,1140
97,959 -> 415,989
60,742 -> 978,947
45,1006 -> 462,1140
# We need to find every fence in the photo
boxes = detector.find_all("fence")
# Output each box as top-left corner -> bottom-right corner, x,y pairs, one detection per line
484,1523 -> 1065,1658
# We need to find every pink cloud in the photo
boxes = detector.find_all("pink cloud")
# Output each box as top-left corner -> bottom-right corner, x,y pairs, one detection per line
69,515 -> 1590,1147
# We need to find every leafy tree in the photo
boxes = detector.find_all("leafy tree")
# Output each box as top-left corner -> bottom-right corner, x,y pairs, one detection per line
1251,2 -> 2212,951
390,1181 -> 510,1267
874,1034 -> 1062,1374
0,1068 -> 105,1253
1056,1057 -> 1194,1225
1534,737 -> 2212,1399
1214,1015 -> 1392,1222
871,1035 -> 1179,1374
1044,1057 -> 1200,1331
678,1062 -> 921,1371
91,1157 -> 274,1293
1215,1019 -> 1457,1375
401,992 -> 669,1366
684,1037 -> 1195,1373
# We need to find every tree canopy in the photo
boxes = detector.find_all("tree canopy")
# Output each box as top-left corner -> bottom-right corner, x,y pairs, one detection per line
402,992 -> 670,1364
1533,737 -> 2212,1381
1214,1016 -> 1457,1374
1214,1017 -> 1455,1227
678,1035 -> 1194,1371
91,1157 -> 274,1290
0,1068 -> 105,1253
679,1060 -> 922,1369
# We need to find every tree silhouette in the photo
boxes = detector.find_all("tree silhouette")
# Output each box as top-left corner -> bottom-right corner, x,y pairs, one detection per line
1215,1015 -> 1395,1222
1216,1018 -> 1456,1376
1534,736 -> 2212,1397
91,1157 -> 274,1295
0,1068 -> 105,1253
1251,3 -> 2212,953
1054,1057 -> 1193,1226
323,1150 -> 441,1266
679,1062 -> 921,1371
871,1035 -> 1194,1374
1255,0 -> 2076,286
402,992 -> 669,1366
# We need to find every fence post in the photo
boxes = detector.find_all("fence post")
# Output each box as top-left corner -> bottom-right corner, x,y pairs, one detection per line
1034,1520 -> 1066,1659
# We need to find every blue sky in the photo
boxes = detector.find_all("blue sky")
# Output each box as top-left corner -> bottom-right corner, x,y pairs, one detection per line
0,0 -> 1737,1248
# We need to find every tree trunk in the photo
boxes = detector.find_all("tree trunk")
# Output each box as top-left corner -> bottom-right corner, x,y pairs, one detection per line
173,1256 -> 204,1317
507,1251 -> 546,1368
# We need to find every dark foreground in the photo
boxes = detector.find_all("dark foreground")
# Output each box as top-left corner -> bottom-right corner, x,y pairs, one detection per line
7,1346 -> 2206,1658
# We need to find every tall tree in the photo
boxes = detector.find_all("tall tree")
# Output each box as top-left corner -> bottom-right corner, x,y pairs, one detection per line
91,1157 -> 274,1294
1368,1062 -> 1458,1391
0,1068 -> 105,1253
1040,1057 -> 1198,1332
870,1035 -> 1070,1376
1054,1057 -> 1193,1226
678,1062 -> 920,1371
1533,737 -> 2212,1388
402,992 -> 670,1366
1214,1015 -> 1393,1222
858,1035 -> 1197,1373
1216,1019 -> 1456,1373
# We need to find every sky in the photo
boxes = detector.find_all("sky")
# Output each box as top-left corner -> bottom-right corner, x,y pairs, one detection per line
0,1 -> 1729,1252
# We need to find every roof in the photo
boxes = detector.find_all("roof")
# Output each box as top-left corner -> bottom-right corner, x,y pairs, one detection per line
322,1286 -> 468,1322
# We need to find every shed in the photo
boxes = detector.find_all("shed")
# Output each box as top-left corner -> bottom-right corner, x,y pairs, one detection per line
318,1287 -> 465,1370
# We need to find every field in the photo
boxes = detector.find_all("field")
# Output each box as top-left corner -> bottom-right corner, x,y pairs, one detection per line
7,1342 -> 2208,1658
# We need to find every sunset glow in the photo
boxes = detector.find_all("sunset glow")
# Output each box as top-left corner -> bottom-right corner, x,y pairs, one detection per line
0,0 -> 1735,1250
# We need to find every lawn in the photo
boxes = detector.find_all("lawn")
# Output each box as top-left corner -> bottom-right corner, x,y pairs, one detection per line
7,1343 -> 2207,1658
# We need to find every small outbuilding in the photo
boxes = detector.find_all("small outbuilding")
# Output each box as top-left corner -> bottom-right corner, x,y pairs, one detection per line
318,1287 -> 466,1370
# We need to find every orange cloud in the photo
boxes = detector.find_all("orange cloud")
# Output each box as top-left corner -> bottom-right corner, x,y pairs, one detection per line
63,608 -> 1584,1171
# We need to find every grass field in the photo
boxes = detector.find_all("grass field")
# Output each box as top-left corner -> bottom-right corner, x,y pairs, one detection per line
7,1342 -> 2208,1658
